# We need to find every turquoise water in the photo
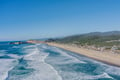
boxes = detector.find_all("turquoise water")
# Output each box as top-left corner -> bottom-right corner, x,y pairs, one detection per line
0,42 -> 120,80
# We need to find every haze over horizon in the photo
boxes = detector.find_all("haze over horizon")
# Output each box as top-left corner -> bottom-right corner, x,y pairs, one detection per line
0,0 -> 120,41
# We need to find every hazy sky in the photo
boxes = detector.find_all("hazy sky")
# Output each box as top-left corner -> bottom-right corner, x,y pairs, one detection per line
0,0 -> 120,41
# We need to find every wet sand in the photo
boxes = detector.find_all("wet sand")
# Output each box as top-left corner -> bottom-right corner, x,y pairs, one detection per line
47,42 -> 120,67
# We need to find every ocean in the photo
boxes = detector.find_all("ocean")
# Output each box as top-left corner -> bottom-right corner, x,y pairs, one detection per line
0,42 -> 120,80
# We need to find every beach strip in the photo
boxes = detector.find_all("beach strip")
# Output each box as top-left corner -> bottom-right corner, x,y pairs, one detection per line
46,42 -> 120,67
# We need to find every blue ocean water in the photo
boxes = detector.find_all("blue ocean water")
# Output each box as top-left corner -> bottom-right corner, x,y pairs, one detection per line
0,42 -> 120,80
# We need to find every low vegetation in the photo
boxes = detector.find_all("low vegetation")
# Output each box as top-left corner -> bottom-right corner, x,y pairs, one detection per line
46,31 -> 120,53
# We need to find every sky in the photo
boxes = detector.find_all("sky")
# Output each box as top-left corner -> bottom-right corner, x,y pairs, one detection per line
0,0 -> 120,41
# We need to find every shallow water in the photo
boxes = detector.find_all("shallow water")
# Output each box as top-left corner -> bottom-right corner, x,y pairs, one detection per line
0,42 -> 120,80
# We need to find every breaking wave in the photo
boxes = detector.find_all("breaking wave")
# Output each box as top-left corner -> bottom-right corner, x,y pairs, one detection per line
0,43 -> 120,80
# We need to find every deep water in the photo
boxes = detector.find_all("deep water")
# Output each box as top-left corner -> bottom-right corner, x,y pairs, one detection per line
0,42 -> 120,80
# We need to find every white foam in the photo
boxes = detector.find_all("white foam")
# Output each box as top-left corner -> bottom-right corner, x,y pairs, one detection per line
2,44 -> 118,80
22,45 -> 62,80
92,72 -> 113,79
105,65 -> 120,75
7,54 -> 20,59
40,44 -> 49,49
51,47 -> 86,64
58,71 -> 113,80
44,45 -> 116,80
0,59 -> 18,80
23,45 -> 36,49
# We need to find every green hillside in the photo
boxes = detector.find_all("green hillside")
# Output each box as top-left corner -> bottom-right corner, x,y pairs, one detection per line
47,31 -> 120,47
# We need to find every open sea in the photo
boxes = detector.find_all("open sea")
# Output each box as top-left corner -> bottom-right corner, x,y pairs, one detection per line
0,42 -> 120,80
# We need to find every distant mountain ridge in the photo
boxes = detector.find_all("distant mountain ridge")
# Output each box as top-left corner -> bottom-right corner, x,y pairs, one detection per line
66,31 -> 120,38
84,31 -> 120,36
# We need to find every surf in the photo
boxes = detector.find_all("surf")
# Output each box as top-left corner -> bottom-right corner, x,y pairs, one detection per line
0,43 -> 120,80
6,44 -> 62,80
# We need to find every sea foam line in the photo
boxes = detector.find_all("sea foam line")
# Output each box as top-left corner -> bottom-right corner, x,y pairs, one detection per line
50,47 -> 86,64
0,59 -> 18,80
22,44 -> 62,80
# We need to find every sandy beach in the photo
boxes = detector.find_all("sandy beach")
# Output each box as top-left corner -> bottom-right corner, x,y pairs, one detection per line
47,42 -> 120,67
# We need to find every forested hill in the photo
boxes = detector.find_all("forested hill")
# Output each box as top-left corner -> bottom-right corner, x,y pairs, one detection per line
48,31 -> 120,47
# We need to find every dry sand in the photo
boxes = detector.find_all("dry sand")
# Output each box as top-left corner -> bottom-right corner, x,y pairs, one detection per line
47,42 -> 120,67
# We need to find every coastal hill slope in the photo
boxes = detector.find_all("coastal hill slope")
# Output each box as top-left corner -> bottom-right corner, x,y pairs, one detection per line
46,31 -> 120,66
51,31 -> 120,47
46,31 -> 120,53
46,31 -> 120,67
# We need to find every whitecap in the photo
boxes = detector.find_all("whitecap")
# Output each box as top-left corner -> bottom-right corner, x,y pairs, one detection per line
21,44 -> 62,80
0,59 -> 18,80
7,54 -> 20,59
105,65 -> 120,76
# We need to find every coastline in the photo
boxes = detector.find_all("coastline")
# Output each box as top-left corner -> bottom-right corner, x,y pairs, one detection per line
46,42 -> 120,67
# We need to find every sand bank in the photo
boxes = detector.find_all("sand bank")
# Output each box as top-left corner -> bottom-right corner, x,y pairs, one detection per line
47,42 -> 120,67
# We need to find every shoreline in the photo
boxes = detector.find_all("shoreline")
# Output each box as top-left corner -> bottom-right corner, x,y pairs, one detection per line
46,42 -> 120,67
